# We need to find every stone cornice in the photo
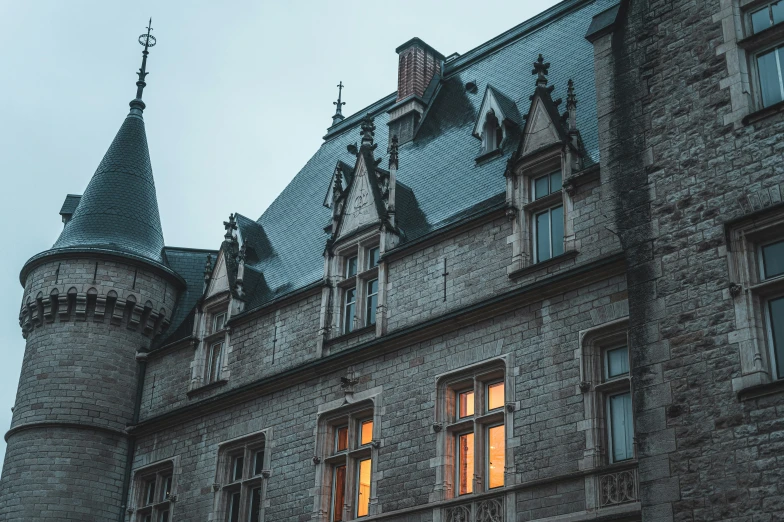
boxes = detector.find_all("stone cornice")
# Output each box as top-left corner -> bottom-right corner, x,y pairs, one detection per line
128,252 -> 625,436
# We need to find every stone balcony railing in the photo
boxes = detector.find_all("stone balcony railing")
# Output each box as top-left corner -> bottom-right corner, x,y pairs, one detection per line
444,496 -> 504,522
598,468 -> 638,508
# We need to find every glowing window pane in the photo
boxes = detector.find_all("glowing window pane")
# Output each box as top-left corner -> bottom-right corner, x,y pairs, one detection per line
335,426 -> 348,452
487,425 -> 505,489
332,465 -> 346,522
606,346 -> 629,379
487,382 -> 504,411
356,458 -> 372,517
458,390 -> 474,418
457,432 -> 474,495
360,420 -> 373,446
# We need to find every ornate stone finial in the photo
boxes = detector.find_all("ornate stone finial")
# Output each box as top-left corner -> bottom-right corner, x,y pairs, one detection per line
129,18 -> 157,116
388,135 -> 399,170
203,254 -> 213,283
223,214 -> 238,241
532,54 -> 550,88
360,114 -> 376,150
566,79 -> 577,133
333,168 -> 343,196
238,242 -> 247,263
332,81 -> 346,125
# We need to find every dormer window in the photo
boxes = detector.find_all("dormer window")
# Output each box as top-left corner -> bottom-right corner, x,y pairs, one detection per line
481,110 -> 503,154
335,241 -> 382,336
212,311 -> 227,333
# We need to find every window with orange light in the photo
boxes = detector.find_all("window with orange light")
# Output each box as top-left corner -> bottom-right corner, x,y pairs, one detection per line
440,366 -> 507,498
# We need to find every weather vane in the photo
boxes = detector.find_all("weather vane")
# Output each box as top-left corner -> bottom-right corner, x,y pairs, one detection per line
139,18 -> 157,49
130,18 -> 156,114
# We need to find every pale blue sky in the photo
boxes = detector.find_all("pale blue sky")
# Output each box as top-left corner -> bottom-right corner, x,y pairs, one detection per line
0,0 -> 562,471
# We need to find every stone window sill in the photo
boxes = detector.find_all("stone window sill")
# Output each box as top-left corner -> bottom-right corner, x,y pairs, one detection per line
742,99 -> 784,125
187,378 -> 228,398
474,148 -> 502,163
328,324 -> 376,344
737,378 -> 784,401
508,249 -> 579,280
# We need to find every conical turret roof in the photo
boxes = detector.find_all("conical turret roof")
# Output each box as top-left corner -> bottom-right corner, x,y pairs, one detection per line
51,112 -> 165,262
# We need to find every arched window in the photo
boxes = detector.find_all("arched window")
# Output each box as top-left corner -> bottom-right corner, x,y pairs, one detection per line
481,110 -> 503,154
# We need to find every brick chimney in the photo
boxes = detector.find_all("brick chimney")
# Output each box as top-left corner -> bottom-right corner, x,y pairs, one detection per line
388,38 -> 444,144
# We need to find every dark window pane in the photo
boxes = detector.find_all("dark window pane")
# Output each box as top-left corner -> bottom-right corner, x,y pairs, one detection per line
249,487 -> 261,522
534,176 -> 550,200
158,510 -> 169,522
608,392 -> 634,462
143,515 -> 152,522
228,491 -> 242,522
536,211 -> 551,262
770,297 -> 784,379
752,6 -> 771,33
253,450 -> 264,475
366,279 -> 378,326
606,346 -> 629,378
757,48 -> 784,108
762,240 -> 784,279
232,456 -> 244,482
346,257 -> 357,277
550,170 -> 562,192
367,247 -> 380,269
551,205 -> 564,258
161,475 -> 172,501
144,479 -> 156,505
332,465 -> 346,522
773,1 -> 784,24
344,288 -> 356,333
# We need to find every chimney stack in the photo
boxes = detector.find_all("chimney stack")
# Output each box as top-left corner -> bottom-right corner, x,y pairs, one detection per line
388,38 -> 444,144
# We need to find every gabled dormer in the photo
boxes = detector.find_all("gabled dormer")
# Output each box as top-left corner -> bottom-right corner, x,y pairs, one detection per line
317,118 -> 402,353
505,55 -> 586,276
472,86 -> 523,159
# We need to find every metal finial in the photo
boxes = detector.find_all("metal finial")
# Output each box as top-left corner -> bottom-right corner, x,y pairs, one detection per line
532,54 -> 550,88
388,135 -> 399,170
332,81 -> 346,125
129,18 -> 157,115
360,114 -> 375,149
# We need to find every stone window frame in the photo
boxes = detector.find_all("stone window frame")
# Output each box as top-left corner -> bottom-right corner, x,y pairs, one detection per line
190,294 -> 232,392
577,319 -> 635,468
130,457 -> 179,522
576,319 -> 641,510
332,234 -> 382,336
714,0 -> 784,125
212,429 -> 271,522
312,388 -> 383,521
727,208 -> 784,393
507,146 -> 576,274
432,357 -> 514,502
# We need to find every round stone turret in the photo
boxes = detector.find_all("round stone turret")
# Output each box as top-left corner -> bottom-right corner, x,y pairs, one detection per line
0,27 -> 182,519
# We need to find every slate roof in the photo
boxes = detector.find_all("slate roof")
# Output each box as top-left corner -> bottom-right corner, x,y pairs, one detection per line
246,0 -> 616,308
161,247 -> 216,342
51,113 -> 166,264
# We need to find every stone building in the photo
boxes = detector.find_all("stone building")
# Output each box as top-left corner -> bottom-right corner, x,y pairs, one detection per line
2,0 -> 784,520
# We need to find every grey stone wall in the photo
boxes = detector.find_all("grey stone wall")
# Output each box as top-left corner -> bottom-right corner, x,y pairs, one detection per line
129,271 -> 627,520
0,256 -> 178,520
596,0 -> 784,520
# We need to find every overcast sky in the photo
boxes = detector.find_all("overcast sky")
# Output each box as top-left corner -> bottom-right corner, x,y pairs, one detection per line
0,0 -> 562,471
